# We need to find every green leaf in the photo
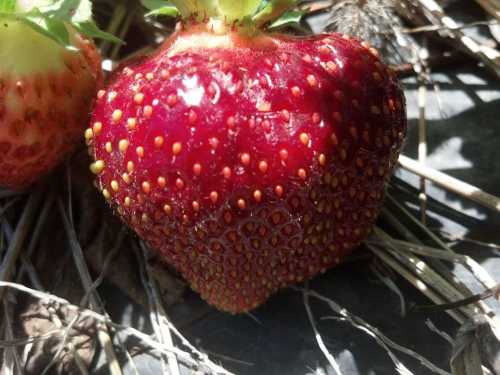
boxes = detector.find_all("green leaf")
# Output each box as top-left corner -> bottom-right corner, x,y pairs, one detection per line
75,21 -> 123,43
0,0 -> 16,13
215,0 -> 261,21
267,10 -> 304,30
9,0 -> 121,49
253,0 -> 297,27
142,0 -> 179,18
20,16 -> 76,49
141,0 -> 169,11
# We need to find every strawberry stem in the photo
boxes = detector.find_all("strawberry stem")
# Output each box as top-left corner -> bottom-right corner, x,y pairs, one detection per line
146,0 -> 298,29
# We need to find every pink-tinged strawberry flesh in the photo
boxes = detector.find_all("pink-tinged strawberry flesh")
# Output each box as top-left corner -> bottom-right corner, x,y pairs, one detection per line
88,25 -> 406,313
0,21 -> 103,190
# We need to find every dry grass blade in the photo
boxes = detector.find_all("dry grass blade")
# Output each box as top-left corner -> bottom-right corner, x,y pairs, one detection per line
57,199 -> 122,375
2,301 -> 24,375
473,0 -> 500,21
399,0 -> 500,78
376,239 -> 499,295
398,155 -> 500,213
302,283 -> 343,375
375,228 -> 479,318
0,281 -> 233,374
298,287 -> 450,375
367,243 -> 467,324
137,242 -> 180,375
0,190 -> 43,301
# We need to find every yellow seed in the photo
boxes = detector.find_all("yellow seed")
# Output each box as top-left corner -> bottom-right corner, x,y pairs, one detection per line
193,163 -> 202,176
192,201 -> 200,212
210,191 -> 219,203
112,110 -> 122,123
164,204 -> 172,214
124,197 -> 131,206
134,93 -> 144,104
84,129 -> 93,141
105,142 -> 113,153
146,72 -> 154,81
253,190 -> 262,202
89,160 -> 105,174
142,181 -> 151,194
127,118 -> 137,130
172,142 -> 182,155
259,161 -> 268,173
111,180 -> 119,192
237,199 -> 246,210
102,189 -> 111,200
119,139 -> 129,153
241,153 -> 250,166
154,136 -> 164,148
127,161 -> 134,173
122,173 -> 131,184
157,176 -> 166,188
299,133 -> 309,145
143,105 -> 153,118
136,147 -> 144,158
93,122 -> 103,135
298,168 -> 307,180
319,154 -> 326,166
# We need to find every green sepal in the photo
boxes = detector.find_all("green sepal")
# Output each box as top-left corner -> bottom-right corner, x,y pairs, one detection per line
75,21 -> 123,44
267,9 -> 304,30
0,0 -> 15,13
0,0 -> 121,50
252,0 -> 297,27
140,0 -> 300,29
142,0 -> 179,17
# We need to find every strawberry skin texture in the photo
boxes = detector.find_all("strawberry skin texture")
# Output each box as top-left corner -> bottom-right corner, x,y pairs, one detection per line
0,22 -> 102,190
88,26 -> 406,313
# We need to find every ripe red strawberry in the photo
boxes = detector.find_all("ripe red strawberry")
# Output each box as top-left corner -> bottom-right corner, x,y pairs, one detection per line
87,3 -> 406,313
0,2 -> 105,190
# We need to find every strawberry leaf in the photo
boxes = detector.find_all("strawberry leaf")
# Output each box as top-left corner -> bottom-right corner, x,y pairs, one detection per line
267,10 -> 304,30
0,0 -> 16,13
253,0 -> 297,27
9,0 -> 121,49
75,21 -> 123,43
142,0 -> 179,17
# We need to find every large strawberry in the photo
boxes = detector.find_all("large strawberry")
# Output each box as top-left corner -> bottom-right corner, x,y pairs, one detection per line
0,0 -> 118,190
87,0 -> 407,313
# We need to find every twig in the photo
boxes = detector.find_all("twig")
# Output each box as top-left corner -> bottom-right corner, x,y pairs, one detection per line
398,155 -> 500,213
425,320 -> 454,345
405,0 -> 500,79
298,287 -> 451,375
2,301 -> 24,375
418,72 -> 428,224
367,243 -> 466,323
41,310 -> 88,375
0,281 -> 232,374
0,190 -> 43,301
402,20 -> 500,34
58,199 -> 122,375
302,283 -> 343,375
473,0 -> 500,22
413,285 -> 499,312
137,242 -> 180,375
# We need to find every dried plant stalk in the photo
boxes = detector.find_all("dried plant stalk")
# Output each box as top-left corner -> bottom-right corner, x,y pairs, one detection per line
398,155 -> 500,213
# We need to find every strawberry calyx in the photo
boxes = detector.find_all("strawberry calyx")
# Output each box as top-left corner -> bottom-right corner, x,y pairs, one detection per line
143,0 -> 303,31
0,0 -> 120,50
